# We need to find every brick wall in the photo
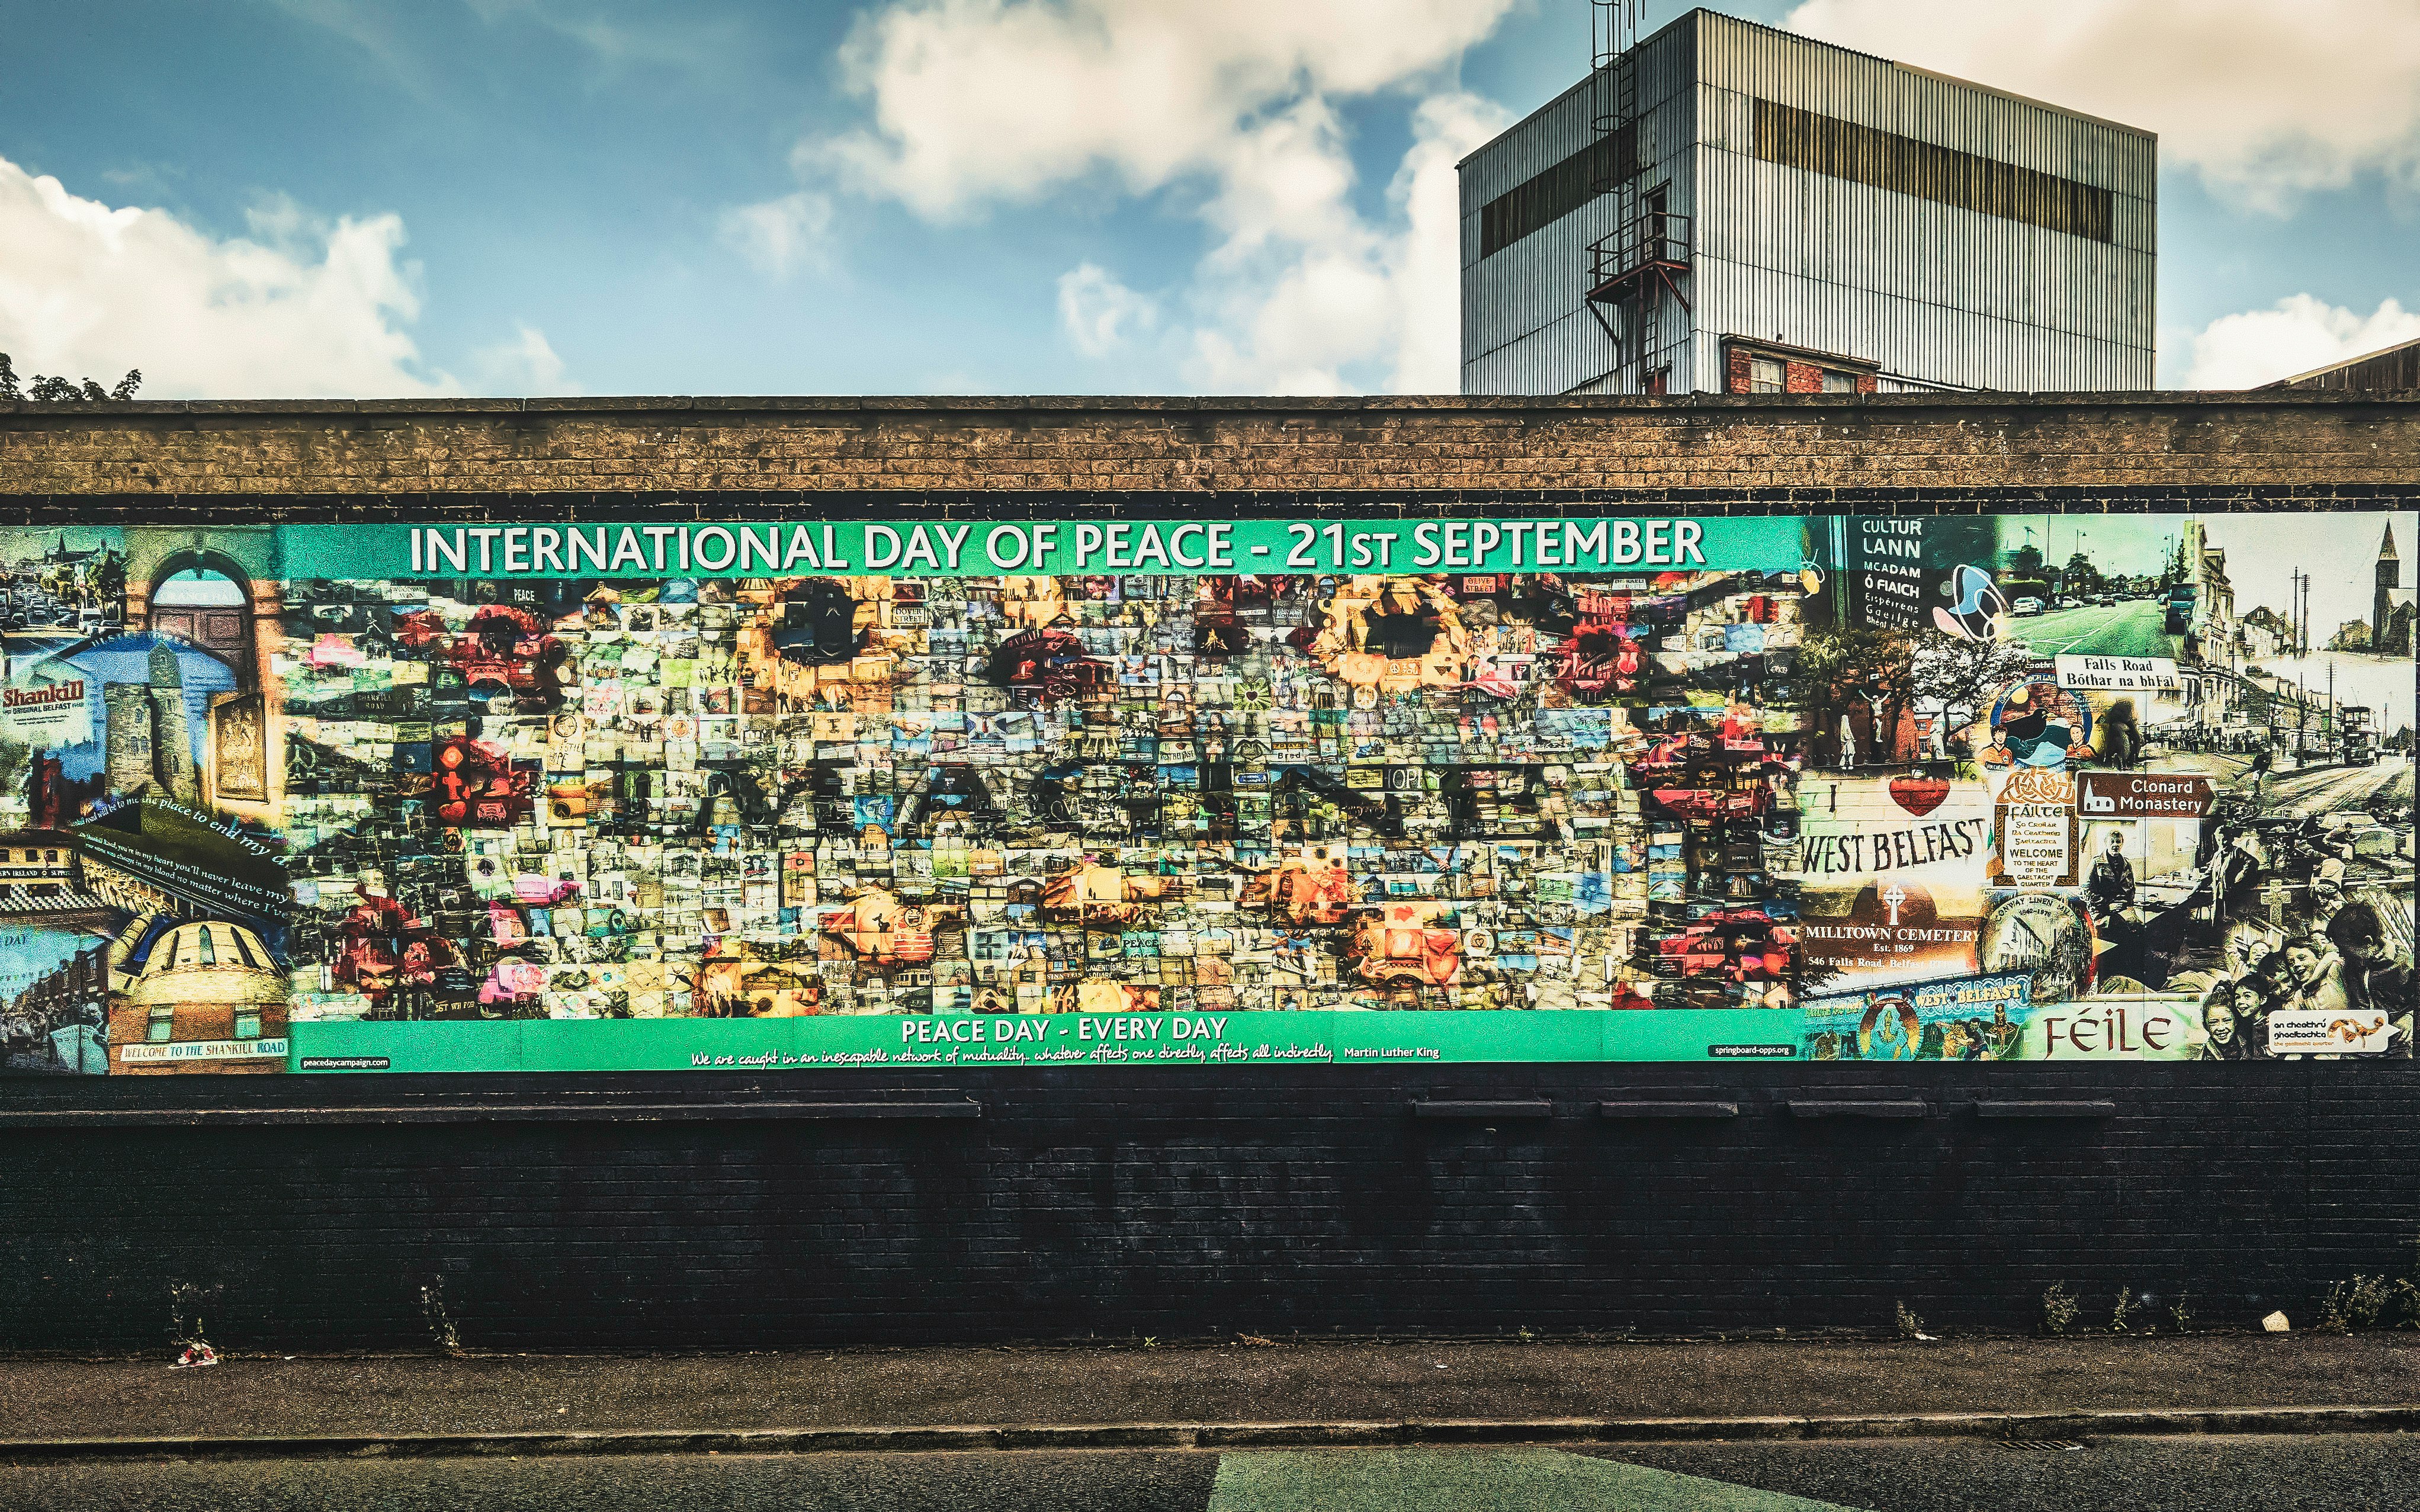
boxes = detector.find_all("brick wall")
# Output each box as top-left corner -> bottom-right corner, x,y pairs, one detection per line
2,396 -> 2415,1349
1722,348 -> 1885,397
0,1063 -> 2411,1351
4,393 -> 2418,502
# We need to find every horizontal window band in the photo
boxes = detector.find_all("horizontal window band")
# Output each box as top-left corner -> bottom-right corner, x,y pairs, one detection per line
1753,98 -> 2116,244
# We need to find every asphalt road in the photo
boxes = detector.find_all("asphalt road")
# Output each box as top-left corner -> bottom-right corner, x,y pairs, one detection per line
1608,1433 -> 2420,1512
2259,756 -> 2415,818
2010,599 -> 2182,659
6,1436 -> 2418,1512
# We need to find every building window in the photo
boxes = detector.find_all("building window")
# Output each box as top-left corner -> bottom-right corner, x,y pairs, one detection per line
147,1007 -> 174,1043
1748,358 -> 1784,393
1753,98 -> 2115,243
1478,126 -> 1641,259
197,927 -> 217,967
234,1010 -> 262,1040
1821,370 -> 1857,393
43,850 -> 57,863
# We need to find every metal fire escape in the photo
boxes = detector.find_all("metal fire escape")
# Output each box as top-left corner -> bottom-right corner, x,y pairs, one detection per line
1584,0 -> 1690,393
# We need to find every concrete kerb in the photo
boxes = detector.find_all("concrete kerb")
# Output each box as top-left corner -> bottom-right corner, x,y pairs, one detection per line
4,1405 -> 2417,1462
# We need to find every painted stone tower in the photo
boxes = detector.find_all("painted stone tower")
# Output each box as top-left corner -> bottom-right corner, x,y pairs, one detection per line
147,643 -> 196,802
100,644 -> 202,803
2377,522 -> 2400,647
102,685 -> 156,795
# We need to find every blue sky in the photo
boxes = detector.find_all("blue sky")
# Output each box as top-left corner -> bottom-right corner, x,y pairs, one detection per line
2,0 -> 2415,398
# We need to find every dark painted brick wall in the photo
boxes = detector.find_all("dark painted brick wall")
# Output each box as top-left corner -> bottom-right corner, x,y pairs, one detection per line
2,1064 -> 2413,1352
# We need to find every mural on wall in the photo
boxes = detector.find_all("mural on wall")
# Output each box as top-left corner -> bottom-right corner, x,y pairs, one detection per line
1802,512 -> 2418,1061
0,528 -> 291,1074
0,511 -> 2408,1074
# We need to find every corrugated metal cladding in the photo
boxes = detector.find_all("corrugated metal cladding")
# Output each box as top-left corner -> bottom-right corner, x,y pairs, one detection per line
1691,147 -> 2152,391
1692,7 -> 2153,394
2272,337 -> 2420,391
1461,21 -> 1697,394
1694,12 -> 2155,199
1689,258 -> 2151,393
1461,8 -> 2155,396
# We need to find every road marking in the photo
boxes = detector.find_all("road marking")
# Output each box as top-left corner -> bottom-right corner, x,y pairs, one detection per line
1208,1447 -> 1869,1511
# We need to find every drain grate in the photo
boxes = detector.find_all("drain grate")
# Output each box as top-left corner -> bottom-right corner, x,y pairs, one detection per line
1997,1438 -> 2087,1453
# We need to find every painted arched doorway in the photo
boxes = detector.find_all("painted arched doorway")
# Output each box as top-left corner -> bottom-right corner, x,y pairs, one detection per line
145,552 -> 257,691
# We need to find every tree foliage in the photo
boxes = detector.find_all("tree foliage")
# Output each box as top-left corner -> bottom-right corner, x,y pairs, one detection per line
1792,623 -> 2039,724
0,354 -> 142,403
1787,621 -> 2044,766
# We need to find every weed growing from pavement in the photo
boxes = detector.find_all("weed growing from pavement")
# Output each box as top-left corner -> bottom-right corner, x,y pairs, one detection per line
2314,1231 -> 2420,1333
421,1280 -> 464,1356
2168,1290 -> 2193,1333
2110,1289 -> 2136,1334
2041,1283 -> 2079,1336
1893,1301 -> 1926,1341
2316,1275 -> 2408,1334
168,1281 -> 217,1356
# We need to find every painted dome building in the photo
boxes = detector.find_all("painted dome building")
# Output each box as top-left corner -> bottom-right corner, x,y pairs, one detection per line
106,918 -> 289,1074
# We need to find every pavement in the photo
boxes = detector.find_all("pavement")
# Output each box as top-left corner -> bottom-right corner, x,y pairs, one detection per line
2,1334 -> 2414,1448
2,1337 -> 2415,1510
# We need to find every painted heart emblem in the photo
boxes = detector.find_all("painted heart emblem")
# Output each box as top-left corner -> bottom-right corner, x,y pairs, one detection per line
1889,773 -> 1952,817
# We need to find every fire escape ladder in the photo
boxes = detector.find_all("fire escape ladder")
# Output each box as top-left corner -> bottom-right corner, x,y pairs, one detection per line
1583,0 -> 1688,393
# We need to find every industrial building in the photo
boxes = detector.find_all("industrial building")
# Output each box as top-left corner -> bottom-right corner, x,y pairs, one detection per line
2262,336 -> 2420,393
1459,8 -> 2156,395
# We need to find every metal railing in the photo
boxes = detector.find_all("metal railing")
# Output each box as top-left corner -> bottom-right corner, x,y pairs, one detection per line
1587,211 -> 1692,298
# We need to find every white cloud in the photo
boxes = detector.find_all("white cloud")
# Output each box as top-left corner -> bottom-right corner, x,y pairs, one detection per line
472,322 -> 570,394
1384,93 -> 1497,393
1055,263 -> 1157,356
823,0 -> 1516,217
718,191 -> 837,280
1190,92 -> 1506,394
819,0 -> 1518,391
2183,295 -> 2420,389
1783,0 -> 2420,211
0,153 -> 454,398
